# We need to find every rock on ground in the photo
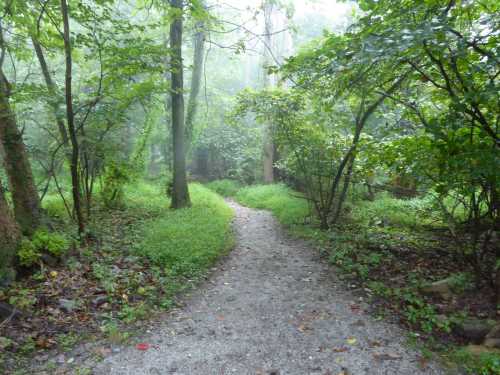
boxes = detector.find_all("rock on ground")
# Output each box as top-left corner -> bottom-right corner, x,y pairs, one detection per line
89,202 -> 444,375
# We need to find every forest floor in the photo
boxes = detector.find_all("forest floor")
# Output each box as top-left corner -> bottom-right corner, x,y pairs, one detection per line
78,201 -> 444,375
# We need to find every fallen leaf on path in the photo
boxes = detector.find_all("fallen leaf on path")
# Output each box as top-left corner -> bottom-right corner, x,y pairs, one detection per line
135,343 -> 151,351
368,340 -> 382,347
346,337 -> 357,345
332,346 -> 349,353
298,324 -> 312,333
373,352 -> 402,361
95,347 -> 112,357
349,304 -> 361,313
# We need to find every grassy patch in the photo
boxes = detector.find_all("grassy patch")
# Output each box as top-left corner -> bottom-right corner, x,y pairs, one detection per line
205,179 -> 242,197
235,184 -> 310,226
235,183 -> 495,373
137,183 -> 235,277
349,192 -> 438,229
1,181 -> 234,373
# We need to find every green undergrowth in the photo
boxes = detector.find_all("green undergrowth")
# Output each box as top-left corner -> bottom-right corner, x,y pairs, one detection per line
205,179 -> 242,197
137,183 -> 235,277
234,183 -> 494,373
2,181 -> 235,373
235,184 -> 311,227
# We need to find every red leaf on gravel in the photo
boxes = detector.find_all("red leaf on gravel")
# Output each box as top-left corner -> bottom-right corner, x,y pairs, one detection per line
135,343 -> 151,351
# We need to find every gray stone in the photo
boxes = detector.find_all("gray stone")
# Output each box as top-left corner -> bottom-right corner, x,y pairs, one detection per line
420,277 -> 454,300
454,318 -> 496,343
59,298 -> 77,313
484,324 -> 500,348
41,253 -> 58,267
464,344 -> 500,356
0,301 -> 23,320
92,295 -> 108,307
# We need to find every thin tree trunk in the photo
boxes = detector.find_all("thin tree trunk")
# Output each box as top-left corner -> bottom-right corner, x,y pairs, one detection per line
31,37 -> 69,146
0,181 -> 20,279
262,0 -> 275,183
60,0 -> 85,236
185,7 -> 206,148
0,25 -> 41,234
169,0 -> 190,208
263,126 -> 274,183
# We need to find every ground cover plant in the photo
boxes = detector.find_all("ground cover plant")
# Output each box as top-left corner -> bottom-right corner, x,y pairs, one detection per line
0,182 -> 233,372
235,184 -> 499,374
0,0 -> 498,373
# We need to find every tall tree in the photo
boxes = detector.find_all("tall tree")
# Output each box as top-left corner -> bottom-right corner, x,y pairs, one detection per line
169,0 -> 191,208
60,0 -> 85,235
261,0 -> 275,183
32,37 -> 69,147
185,1 -> 206,147
0,22 -> 41,234
0,181 -> 20,279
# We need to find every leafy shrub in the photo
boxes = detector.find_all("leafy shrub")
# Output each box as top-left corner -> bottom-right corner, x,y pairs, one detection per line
32,229 -> 69,257
42,194 -> 70,219
17,240 -> 41,267
205,179 -> 241,197
451,347 -> 500,375
17,230 -> 69,266
352,192 -> 436,229
100,162 -> 131,208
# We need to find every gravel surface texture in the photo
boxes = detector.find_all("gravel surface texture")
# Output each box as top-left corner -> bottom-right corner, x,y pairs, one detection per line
91,201 -> 444,375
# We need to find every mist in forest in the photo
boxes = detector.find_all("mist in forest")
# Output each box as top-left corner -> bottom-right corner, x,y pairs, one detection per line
0,1 -> 498,373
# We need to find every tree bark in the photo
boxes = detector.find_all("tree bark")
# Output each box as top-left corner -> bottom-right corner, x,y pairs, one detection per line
169,0 -> 191,208
32,37 -> 69,146
60,0 -> 85,236
262,0 -> 275,183
0,181 -> 20,278
0,33 -> 41,234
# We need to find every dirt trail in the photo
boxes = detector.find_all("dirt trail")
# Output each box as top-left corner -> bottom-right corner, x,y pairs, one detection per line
92,201 -> 443,375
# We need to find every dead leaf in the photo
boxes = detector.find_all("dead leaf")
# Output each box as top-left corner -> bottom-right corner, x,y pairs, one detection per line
373,352 -> 402,361
346,337 -> 357,345
368,340 -> 382,347
95,347 -> 112,357
332,346 -> 349,353
298,324 -> 311,333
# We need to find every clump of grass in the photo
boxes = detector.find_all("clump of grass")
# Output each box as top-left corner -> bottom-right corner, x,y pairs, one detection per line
235,184 -> 310,227
123,181 -> 169,216
137,184 -> 234,277
351,192 -> 437,229
205,179 -> 242,197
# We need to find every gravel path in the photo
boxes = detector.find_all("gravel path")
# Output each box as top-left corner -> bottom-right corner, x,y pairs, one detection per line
92,201 -> 443,375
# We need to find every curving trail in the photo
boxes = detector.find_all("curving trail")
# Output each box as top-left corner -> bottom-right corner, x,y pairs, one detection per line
92,201 -> 443,375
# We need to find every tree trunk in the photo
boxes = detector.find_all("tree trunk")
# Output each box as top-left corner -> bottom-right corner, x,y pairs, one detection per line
169,0 -> 190,209
0,181 -> 20,280
61,0 -> 85,236
32,37 -> 69,146
0,75 -> 41,234
262,0 -> 275,183
263,127 -> 274,183
185,6 -> 206,148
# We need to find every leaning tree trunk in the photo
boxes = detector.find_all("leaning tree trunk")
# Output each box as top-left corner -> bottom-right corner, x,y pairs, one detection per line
0,181 -> 21,279
0,78 -> 41,234
169,0 -> 191,209
32,37 -> 69,146
60,0 -> 85,236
